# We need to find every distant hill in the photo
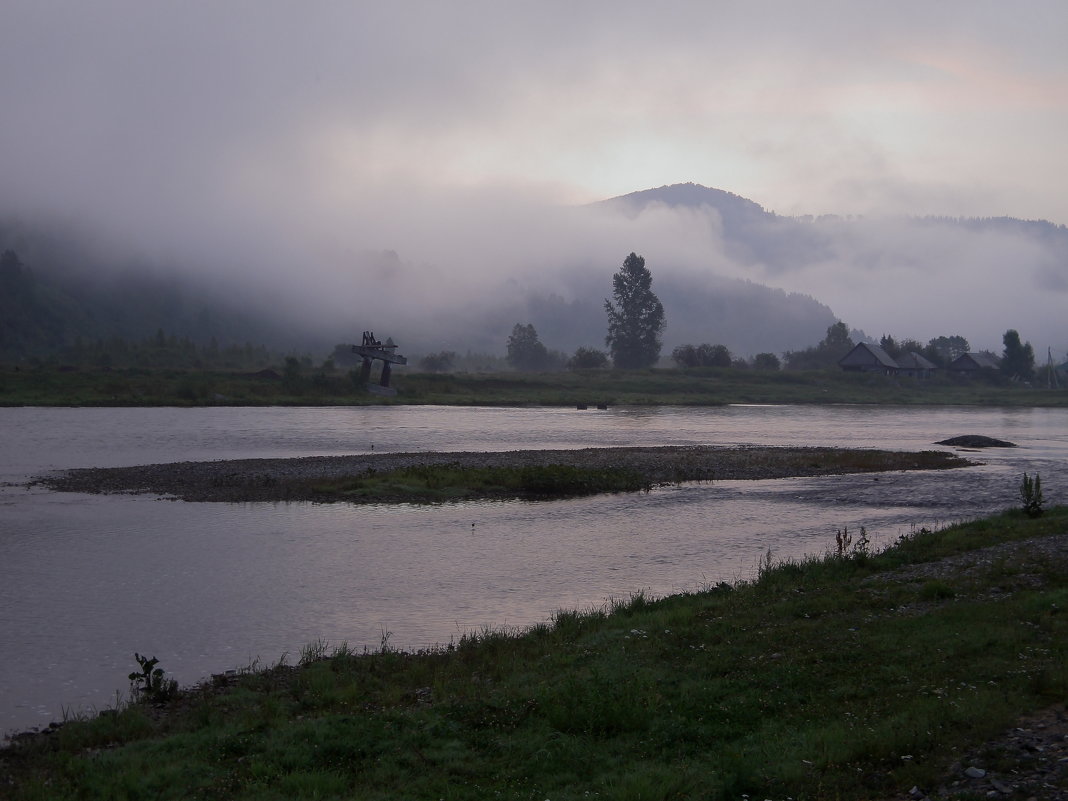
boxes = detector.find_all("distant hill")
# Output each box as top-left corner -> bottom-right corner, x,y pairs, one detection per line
584,183 -> 1067,355
502,273 -> 838,360
601,183 -> 771,224
0,194 -> 845,364
0,221 -> 313,362
599,182 -> 1068,268
3,183 -> 1065,365
595,182 -> 835,269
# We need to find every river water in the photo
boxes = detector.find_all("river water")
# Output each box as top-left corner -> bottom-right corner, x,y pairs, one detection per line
1,404 -> 1065,738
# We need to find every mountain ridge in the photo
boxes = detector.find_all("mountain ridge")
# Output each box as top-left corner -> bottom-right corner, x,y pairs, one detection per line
601,181 -> 1068,230
2,183 -> 1065,362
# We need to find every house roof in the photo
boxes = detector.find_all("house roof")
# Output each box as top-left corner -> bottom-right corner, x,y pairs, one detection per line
839,342 -> 898,369
896,351 -> 937,370
950,352 -> 1000,370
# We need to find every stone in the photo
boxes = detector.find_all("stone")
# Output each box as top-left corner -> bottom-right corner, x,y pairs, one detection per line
964,765 -> 987,779
935,434 -> 1017,448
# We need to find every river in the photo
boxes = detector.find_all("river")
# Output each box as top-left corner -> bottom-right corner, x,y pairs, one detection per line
1,404 -> 1065,738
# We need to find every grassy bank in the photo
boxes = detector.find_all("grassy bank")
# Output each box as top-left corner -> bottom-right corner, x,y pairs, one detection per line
309,463 -> 652,502
2,364 -> 1066,406
301,451 -> 966,504
4,508 -> 1066,800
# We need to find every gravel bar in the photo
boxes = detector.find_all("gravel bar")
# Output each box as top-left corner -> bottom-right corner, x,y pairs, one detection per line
32,445 -> 970,503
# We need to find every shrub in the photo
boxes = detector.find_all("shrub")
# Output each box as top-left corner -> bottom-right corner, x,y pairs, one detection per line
128,653 -> 178,703
567,347 -> 609,370
1020,472 -> 1044,517
418,351 -> 457,372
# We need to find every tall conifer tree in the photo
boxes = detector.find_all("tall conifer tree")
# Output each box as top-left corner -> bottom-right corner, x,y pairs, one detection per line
604,252 -> 665,369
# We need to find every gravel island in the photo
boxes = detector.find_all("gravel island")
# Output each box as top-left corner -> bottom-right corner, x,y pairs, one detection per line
34,445 -> 971,503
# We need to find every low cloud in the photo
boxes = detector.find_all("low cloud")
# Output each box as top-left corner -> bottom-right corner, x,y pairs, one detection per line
1,3 -> 1065,359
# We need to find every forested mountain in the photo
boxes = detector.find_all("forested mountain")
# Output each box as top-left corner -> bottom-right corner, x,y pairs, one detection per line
587,183 -> 1068,356
601,182 -> 1068,277
3,183 -> 1065,365
500,273 -> 837,359
0,201 -> 841,364
0,221 -> 310,362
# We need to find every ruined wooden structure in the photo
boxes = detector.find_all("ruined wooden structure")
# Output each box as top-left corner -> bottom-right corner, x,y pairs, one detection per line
352,331 -> 407,396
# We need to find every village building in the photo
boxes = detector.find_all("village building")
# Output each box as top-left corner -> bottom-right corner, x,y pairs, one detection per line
838,342 -> 899,374
894,351 -> 937,378
947,352 -> 1000,374
838,343 -> 937,377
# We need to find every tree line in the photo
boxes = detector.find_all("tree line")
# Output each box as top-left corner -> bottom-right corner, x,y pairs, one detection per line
780,322 -> 1043,380
476,252 -> 1055,380
493,253 -> 665,373
45,330 -> 276,371
11,237 -> 1050,383
0,246 -> 300,367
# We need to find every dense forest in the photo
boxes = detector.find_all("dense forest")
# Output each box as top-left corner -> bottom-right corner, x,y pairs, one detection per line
0,221 -> 311,364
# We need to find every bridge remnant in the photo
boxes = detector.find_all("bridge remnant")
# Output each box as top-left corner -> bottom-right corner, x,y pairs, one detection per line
352,331 -> 407,396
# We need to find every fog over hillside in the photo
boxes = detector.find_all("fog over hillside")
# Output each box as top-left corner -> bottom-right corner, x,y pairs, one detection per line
3,4 -> 1066,364
265,182 -> 1067,360
3,182 -> 1066,363
589,184 -> 1068,357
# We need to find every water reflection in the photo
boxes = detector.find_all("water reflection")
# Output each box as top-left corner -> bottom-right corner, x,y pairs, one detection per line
1,404 -> 1065,736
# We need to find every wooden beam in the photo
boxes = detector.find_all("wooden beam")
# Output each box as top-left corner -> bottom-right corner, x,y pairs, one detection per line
352,345 -> 408,365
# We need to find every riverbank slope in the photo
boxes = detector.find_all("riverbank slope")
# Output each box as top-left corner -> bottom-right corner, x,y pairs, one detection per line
3,364 -> 1066,407
2,508 -> 1066,799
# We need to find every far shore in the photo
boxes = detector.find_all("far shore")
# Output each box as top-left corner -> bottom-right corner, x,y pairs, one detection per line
3,363 -> 1067,408
34,445 -> 972,503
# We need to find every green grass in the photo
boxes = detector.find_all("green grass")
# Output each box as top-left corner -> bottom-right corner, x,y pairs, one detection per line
300,451 -> 964,505
4,508 -> 1066,799
2,363 -> 1066,406
309,463 -> 652,502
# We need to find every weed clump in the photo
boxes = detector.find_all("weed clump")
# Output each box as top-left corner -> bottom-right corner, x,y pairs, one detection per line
834,525 -> 870,558
128,653 -> 177,703
1020,472 -> 1044,517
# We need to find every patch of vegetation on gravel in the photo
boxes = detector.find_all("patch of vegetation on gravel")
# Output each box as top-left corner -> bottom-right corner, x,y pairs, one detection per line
309,463 -> 651,502
34,446 -> 972,503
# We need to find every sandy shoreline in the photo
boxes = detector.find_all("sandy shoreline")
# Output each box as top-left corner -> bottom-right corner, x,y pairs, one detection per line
33,445 -> 970,503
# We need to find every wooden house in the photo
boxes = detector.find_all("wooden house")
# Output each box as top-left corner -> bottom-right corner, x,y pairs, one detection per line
838,343 -> 898,374
948,352 -> 1000,374
894,351 -> 937,378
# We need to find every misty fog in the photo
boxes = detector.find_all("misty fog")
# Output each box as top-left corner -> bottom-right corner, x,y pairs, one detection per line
1,3 -> 1066,362
3,185 -> 1065,363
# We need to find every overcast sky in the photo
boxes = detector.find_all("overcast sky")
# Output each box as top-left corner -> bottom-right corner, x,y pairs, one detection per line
2,1 -> 1066,352
3,1 -> 1065,222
